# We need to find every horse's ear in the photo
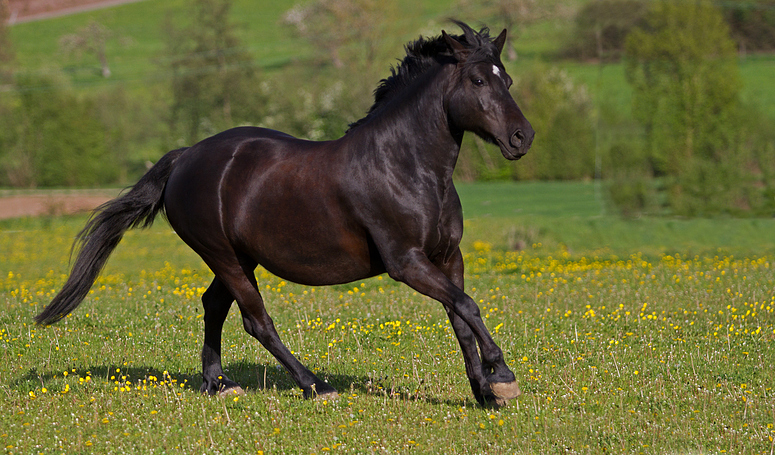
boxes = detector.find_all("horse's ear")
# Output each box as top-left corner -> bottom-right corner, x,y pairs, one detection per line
494,29 -> 507,55
442,30 -> 468,61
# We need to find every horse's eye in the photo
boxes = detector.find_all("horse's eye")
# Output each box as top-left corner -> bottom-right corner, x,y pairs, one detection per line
472,78 -> 485,87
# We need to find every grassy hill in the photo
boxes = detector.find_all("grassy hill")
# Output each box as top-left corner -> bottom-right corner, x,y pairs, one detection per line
7,0 -> 450,87
8,0 -> 313,87
9,0 -> 775,123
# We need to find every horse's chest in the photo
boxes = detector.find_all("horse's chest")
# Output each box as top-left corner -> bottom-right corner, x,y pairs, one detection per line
401,195 -> 462,258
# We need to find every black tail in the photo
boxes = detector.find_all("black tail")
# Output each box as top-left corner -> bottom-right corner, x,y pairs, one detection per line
35,147 -> 188,325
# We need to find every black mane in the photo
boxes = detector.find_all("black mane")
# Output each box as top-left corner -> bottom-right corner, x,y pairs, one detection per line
347,21 -> 501,132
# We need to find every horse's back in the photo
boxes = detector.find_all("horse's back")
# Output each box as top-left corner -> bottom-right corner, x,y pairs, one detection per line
163,127 -> 284,235
164,126 -> 322,200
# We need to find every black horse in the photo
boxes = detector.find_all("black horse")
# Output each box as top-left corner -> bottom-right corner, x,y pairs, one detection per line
37,22 -> 534,407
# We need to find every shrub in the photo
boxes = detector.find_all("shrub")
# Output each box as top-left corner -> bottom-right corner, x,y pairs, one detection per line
0,75 -> 116,187
606,143 -> 657,217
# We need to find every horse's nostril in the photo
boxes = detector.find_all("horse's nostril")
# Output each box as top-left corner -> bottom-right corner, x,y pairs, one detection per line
510,130 -> 524,148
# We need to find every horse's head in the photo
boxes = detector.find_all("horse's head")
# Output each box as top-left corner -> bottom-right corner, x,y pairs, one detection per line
443,24 -> 534,160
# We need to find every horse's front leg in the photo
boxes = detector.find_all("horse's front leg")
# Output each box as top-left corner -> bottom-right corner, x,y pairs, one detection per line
433,249 -> 489,405
391,249 -> 520,406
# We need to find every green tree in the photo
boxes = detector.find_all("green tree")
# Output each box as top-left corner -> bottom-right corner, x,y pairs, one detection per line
278,0 -> 412,142
453,0 -> 567,60
562,0 -> 648,61
164,0 -> 261,145
92,86 -> 170,184
624,0 -> 757,215
59,20 -> 114,78
282,0 -> 399,70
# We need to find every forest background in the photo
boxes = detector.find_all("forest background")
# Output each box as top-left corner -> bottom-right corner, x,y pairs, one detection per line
1,0 -> 774,217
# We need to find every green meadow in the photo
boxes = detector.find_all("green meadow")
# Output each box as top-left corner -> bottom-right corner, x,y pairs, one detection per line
1,181 -> 774,453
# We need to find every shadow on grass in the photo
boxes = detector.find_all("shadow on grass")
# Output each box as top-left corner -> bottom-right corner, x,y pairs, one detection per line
15,362 -> 473,408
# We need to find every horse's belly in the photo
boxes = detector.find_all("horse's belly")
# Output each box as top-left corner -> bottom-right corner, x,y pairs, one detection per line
247,228 -> 384,286
231,190 -> 383,286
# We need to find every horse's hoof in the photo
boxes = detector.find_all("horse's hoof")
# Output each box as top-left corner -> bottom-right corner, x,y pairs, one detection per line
490,381 -> 521,407
218,386 -> 245,398
315,390 -> 339,401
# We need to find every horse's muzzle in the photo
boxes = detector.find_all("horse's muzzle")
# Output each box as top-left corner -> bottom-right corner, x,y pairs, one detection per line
502,127 -> 534,160
511,128 -> 534,151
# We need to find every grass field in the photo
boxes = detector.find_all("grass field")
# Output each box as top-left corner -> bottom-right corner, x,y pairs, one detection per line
2,182 -> 775,453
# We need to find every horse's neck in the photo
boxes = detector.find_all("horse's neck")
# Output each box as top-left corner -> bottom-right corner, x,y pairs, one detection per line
345,65 -> 462,183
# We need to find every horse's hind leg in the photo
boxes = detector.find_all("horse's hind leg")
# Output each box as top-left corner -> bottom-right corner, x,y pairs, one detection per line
200,277 -> 243,396
211,258 -> 339,399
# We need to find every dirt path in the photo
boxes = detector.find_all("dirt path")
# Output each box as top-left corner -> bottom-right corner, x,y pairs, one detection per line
0,190 -> 118,220
6,0 -> 148,24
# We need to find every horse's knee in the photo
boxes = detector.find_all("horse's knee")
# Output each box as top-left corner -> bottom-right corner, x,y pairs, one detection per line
241,313 -> 277,342
241,316 -> 261,338
454,295 -> 481,320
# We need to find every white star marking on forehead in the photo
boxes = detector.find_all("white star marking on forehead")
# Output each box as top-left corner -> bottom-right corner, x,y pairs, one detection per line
492,65 -> 501,77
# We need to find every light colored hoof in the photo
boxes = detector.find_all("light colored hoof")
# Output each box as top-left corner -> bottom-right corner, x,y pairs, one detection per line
218,386 -> 245,398
491,381 -> 521,407
315,390 -> 339,401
